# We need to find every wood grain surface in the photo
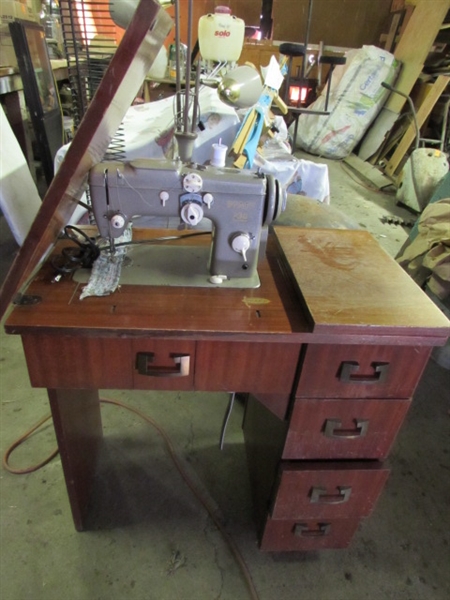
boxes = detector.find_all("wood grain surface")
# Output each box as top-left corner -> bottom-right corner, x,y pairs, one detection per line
5,227 -> 450,346
296,343 -> 431,399
5,229 -> 309,339
283,397 -> 411,460
273,226 -> 450,338
48,389 -> 103,531
271,461 -> 390,520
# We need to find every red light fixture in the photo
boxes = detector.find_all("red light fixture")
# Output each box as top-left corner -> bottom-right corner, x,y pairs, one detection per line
289,85 -> 309,105
287,78 -> 317,108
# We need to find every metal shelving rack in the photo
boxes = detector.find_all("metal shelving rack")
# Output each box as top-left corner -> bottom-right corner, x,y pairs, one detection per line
59,0 -> 125,158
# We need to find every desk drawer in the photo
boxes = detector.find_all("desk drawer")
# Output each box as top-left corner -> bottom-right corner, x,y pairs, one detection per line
23,335 -> 134,389
283,398 -> 411,460
260,517 -> 361,551
22,335 -> 195,390
195,341 -> 300,394
271,462 -> 389,520
297,345 -> 430,398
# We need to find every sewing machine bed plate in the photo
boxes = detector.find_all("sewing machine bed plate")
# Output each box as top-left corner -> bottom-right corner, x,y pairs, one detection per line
73,244 -> 261,289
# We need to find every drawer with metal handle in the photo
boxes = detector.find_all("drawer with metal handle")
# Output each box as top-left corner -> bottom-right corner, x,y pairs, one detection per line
283,397 -> 411,460
270,462 -> 389,520
21,334 -> 196,390
296,344 -> 431,398
259,516 -> 361,552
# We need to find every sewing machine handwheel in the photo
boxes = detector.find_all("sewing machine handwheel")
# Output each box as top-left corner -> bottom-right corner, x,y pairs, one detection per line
263,175 -> 285,226
263,174 -> 275,226
275,179 -> 287,219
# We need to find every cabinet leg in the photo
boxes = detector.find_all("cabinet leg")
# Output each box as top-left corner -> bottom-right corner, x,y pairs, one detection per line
48,389 -> 103,531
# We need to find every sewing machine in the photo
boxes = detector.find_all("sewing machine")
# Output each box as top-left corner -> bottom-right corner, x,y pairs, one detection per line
88,158 -> 286,287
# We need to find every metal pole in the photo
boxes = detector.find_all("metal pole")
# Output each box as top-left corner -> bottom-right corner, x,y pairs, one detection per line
174,0 -> 182,125
301,0 -> 313,80
191,59 -> 201,133
381,82 -> 420,150
183,0 -> 193,133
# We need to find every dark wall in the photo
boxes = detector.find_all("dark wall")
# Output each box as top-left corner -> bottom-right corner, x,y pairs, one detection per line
271,0 -> 393,48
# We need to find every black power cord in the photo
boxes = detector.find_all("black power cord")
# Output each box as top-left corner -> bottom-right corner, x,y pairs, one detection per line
52,225 -> 100,274
51,227 -> 212,276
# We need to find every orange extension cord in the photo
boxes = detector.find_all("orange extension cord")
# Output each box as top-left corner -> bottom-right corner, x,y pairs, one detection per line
2,398 -> 260,600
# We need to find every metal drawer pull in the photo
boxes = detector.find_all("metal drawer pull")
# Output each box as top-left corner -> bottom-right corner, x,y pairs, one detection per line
324,418 -> 369,439
135,353 -> 190,377
310,486 -> 352,504
294,522 -> 331,538
339,361 -> 389,384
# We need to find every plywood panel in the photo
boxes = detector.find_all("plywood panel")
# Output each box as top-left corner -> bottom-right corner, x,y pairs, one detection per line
239,41 -> 281,69
360,0 -> 450,162
385,0 -> 450,113
271,0 -> 392,48
273,226 -> 450,337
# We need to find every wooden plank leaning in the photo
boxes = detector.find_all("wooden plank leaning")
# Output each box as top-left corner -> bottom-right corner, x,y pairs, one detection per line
384,75 -> 450,178
359,0 -> 450,163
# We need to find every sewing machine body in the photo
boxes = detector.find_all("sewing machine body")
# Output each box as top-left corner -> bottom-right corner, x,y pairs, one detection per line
89,158 -> 285,284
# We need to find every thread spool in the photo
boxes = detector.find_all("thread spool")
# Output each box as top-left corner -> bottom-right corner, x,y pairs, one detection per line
211,142 -> 228,167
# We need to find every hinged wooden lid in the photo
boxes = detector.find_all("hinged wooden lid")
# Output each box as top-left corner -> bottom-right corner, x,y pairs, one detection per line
273,226 -> 450,339
0,0 -> 172,320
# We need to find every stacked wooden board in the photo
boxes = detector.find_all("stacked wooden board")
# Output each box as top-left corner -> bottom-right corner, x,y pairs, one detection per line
358,0 -> 450,177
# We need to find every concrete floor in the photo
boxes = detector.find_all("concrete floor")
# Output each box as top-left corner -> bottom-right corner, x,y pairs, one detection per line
1,153 -> 449,600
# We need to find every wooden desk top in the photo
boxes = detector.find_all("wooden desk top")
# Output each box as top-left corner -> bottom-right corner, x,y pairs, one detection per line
4,227 -> 450,346
4,228 -> 309,341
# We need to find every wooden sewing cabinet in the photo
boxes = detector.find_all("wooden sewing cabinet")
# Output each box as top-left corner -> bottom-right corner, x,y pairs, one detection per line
4,226 -> 449,552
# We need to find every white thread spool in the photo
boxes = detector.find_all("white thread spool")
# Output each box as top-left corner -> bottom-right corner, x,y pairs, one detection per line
210,142 -> 228,167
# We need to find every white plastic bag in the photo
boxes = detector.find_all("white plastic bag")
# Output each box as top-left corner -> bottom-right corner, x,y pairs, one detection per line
254,134 -> 330,203
287,159 -> 330,204
295,45 -> 400,159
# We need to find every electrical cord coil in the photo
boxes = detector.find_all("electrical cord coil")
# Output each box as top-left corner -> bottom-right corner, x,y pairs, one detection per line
52,225 -> 100,274
2,413 -> 57,475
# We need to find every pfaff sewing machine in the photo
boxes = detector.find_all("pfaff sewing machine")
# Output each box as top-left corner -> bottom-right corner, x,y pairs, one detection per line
88,158 -> 286,287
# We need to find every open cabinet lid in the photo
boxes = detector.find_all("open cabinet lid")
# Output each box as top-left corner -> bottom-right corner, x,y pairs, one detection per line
0,0 -> 173,320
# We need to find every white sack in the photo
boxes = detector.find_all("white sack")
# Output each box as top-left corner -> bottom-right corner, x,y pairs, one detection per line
295,45 -> 400,159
